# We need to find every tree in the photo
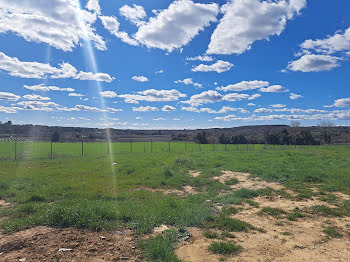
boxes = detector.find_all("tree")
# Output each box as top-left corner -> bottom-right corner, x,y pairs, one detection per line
195,131 -> 209,144
5,120 -> 12,125
51,131 -> 60,142
318,121 -> 334,144
219,133 -> 230,144
278,129 -> 291,145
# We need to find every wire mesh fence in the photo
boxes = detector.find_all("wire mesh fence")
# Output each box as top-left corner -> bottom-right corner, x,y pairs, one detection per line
0,138 -> 308,161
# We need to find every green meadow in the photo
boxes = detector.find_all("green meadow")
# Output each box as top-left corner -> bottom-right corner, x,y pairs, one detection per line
0,145 -> 350,260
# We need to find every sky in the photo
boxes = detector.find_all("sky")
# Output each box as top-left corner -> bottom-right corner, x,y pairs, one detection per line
0,0 -> 349,130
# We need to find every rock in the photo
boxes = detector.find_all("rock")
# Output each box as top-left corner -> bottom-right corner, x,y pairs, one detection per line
19,258 -> 26,262
100,236 -> 106,240
58,248 -> 73,252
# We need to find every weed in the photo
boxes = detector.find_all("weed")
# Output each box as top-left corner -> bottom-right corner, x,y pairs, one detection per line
287,209 -> 306,221
225,178 -> 239,186
245,199 -> 259,208
211,216 -> 254,232
26,194 -> 46,202
259,207 -> 287,218
204,230 -> 218,239
208,241 -> 242,255
310,205 -> 343,217
323,226 -> 343,238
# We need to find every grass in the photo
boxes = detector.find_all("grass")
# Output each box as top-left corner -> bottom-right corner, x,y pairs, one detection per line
208,241 -> 242,255
1,145 -> 350,260
323,226 -> 343,238
259,207 -> 287,218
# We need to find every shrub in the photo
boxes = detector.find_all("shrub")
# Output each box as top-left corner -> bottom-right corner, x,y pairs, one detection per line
208,241 -> 242,255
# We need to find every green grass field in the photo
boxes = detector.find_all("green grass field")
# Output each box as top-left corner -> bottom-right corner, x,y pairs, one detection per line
0,145 -> 350,260
0,140 -> 304,160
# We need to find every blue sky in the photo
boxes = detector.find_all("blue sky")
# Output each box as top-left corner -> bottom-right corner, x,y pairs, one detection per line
0,0 -> 349,129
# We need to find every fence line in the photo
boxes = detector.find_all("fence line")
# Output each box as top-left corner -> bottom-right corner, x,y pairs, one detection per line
0,140 -> 309,161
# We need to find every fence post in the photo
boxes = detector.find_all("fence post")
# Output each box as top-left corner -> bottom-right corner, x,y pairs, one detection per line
82,140 -> 84,157
14,140 -> 17,160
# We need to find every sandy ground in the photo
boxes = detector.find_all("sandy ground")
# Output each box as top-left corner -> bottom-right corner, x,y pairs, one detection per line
0,227 -> 143,262
176,170 -> 350,262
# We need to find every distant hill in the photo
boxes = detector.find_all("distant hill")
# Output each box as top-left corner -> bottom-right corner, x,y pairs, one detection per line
0,123 -> 350,144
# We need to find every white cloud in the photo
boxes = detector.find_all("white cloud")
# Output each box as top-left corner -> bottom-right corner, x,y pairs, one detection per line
134,0 -> 218,52
155,70 -> 164,74
0,0 -> 105,51
173,118 -> 180,121
331,97 -> 350,108
301,27 -> 350,55
0,92 -> 20,101
260,85 -> 289,93
222,93 -> 250,102
153,118 -> 165,121
182,106 -> 248,114
136,116 -> 143,120
100,15 -> 139,46
132,75 -> 149,82
18,101 -> 59,107
0,105 -> 20,113
248,94 -> 262,100
0,52 -> 114,82
270,104 -> 286,108
254,108 -> 273,113
290,93 -> 303,100
207,0 -> 306,55
119,89 -> 186,103
23,84 -> 74,92
23,94 -> 50,101
182,90 -> 222,106
217,80 -> 269,92
287,54 -> 340,72
86,0 -> 101,15
174,78 -> 202,88
162,105 -> 176,112
68,93 -> 85,97
120,4 -> 146,26
132,106 -> 159,112
100,91 -> 118,98
186,55 -> 213,62
192,60 -> 233,73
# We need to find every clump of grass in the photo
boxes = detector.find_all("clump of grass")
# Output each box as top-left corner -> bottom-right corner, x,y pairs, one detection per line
163,167 -> 175,178
225,178 -> 239,186
281,231 -> 292,236
215,188 -> 259,205
310,205 -> 343,217
204,230 -> 219,239
287,208 -> 306,221
259,207 -> 287,218
0,181 -> 9,190
208,241 -> 242,255
174,158 -> 193,166
245,199 -> 259,208
139,229 -> 180,262
220,231 -> 235,239
323,226 -> 343,238
26,194 -> 46,202
211,216 -> 254,232
319,194 -> 338,204
18,203 -> 37,215
221,206 -> 238,216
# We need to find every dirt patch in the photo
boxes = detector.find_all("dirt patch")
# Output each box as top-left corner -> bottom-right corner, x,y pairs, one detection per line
212,171 -> 285,191
135,185 -> 196,196
177,170 -> 350,262
189,170 -> 201,178
0,227 -> 142,262
0,200 -> 11,207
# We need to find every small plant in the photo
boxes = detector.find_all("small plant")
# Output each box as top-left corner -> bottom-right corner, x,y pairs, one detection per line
26,194 -> 46,202
323,226 -> 343,238
281,231 -> 292,236
287,209 -> 306,221
225,178 -> 239,186
310,205 -> 343,217
259,207 -> 287,218
163,167 -> 175,178
220,231 -> 235,239
211,216 -> 254,232
0,181 -> 9,190
245,199 -> 260,208
204,230 -> 218,239
208,241 -> 242,255
221,206 -> 238,216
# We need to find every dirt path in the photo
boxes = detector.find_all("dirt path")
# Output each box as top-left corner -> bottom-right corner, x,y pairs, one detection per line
0,227 -> 143,262
176,171 -> 350,262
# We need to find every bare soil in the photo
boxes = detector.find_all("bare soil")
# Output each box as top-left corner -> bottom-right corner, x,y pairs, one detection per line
176,171 -> 350,262
0,227 -> 143,262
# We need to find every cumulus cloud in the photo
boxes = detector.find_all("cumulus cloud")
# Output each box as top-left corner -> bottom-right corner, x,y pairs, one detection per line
162,105 -> 176,112
174,78 -> 202,88
0,52 -> 114,82
120,4 -> 146,26
330,97 -> 350,108
260,85 -> 289,92
0,92 -> 21,101
222,93 -> 250,102
86,0 -> 101,15
182,106 -> 248,114
217,80 -> 269,92
287,54 -> 341,72
290,93 -> 303,100
100,15 -> 139,46
153,118 -> 165,121
155,70 -> 164,74
192,60 -> 233,73
132,106 -> 159,112
182,90 -> 222,106
132,76 -> 149,82
23,94 -> 50,101
23,84 -> 74,92
207,0 -> 306,55
0,0 -> 105,51
0,105 -> 20,113
100,91 -> 118,98
134,0 -> 218,52
248,94 -> 262,100
270,104 -> 286,108
68,93 -> 85,97
186,55 -> 213,62
119,89 -> 186,104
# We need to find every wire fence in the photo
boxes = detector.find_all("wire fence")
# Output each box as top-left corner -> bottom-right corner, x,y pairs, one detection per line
0,138 -> 308,161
